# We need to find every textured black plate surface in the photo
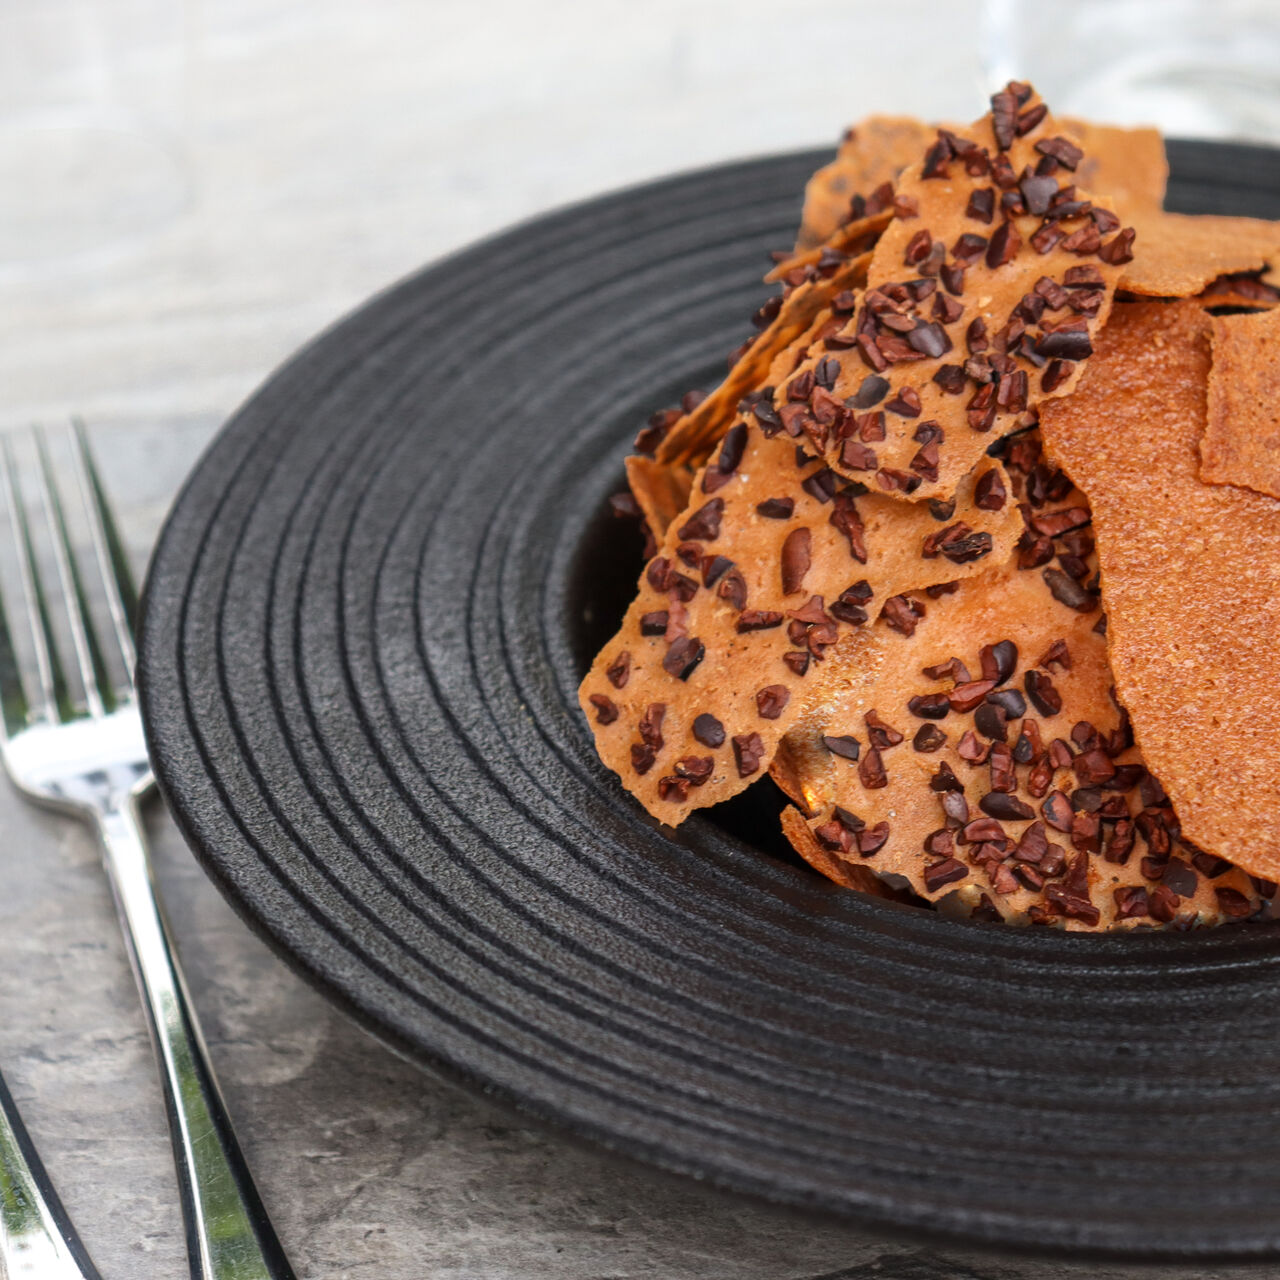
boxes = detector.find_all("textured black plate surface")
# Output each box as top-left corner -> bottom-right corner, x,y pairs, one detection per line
139,140 -> 1280,1262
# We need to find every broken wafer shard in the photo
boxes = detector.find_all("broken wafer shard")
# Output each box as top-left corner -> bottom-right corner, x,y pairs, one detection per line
640,100 -> 1153,547
630,255 -> 873,541
796,117 -> 935,252
774,84 -> 1129,503
767,212 -> 893,285
795,116 -> 1167,258
1198,272 -> 1280,311
779,803 -> 907,899
580,408 -> 1022,824
1065,120 -> 1168,219
651,249 -> 873,479
774,552 -> 1270,930
1040,299 -> 1280,881
1200,307 -> 1280,500
1118,211 -> 1280,298
629,252 -> 876,546
624,454 -> 695,547
639,100 -> 1153,545
788,126 -> 1247,314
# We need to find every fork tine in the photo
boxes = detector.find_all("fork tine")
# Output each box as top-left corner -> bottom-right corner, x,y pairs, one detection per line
1,436 -> 63,727
70,418 -> 136,687
31,427 -> 105,719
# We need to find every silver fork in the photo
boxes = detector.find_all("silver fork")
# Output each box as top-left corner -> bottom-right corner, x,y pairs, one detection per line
0,422 -> 295,1280
0,1064 -> 102,1278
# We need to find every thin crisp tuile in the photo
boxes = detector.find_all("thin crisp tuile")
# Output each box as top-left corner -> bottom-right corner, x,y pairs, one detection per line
655,251 -> 871,475
655,104 -> 1144,514
767,212 -> 892,285
1201,308 -> 1280,499
776,556 -> 1268,929
1119,211 -> 1280,297
795,117 -> 1165,257
1040,299 -> 1280,879
782,88 -> 1128,503
1064,120 -> 1167,219
635,260 -> 871,540
796,117 -> 934,252
1199,272 -> 1280,311
625,455 -> 696,542
580,418 -> 1022,825
779,803 -> 904,898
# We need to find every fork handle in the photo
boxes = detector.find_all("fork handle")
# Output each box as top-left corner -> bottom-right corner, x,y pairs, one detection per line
0,1067 -> 102,1279
95,800 -> 295,1280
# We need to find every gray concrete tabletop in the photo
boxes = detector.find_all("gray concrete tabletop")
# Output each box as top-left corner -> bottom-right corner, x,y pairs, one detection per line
0,2 -> 1275,1276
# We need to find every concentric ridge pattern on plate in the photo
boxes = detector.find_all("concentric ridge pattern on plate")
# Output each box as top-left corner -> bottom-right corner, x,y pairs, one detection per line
140,141 -> 1280,1261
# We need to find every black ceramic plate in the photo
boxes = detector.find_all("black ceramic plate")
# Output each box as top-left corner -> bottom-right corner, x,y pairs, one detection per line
139,139 -> 1280,1263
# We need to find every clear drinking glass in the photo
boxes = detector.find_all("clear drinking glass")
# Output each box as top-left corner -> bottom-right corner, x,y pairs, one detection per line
983,0 -> 1280,141
0,0 -> 191,275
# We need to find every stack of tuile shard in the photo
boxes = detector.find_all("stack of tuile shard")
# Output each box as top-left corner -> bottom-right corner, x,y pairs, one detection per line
581,82 -> 1280,931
